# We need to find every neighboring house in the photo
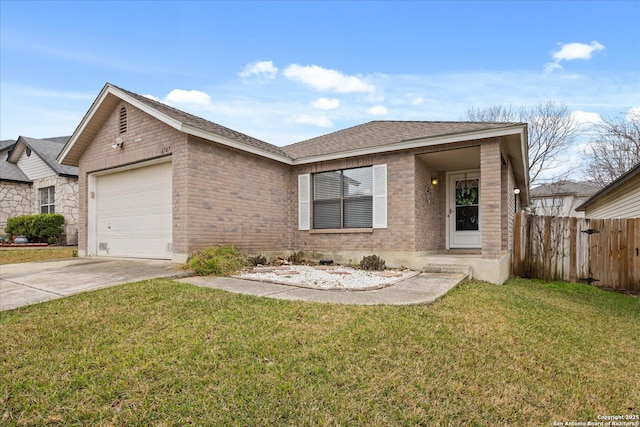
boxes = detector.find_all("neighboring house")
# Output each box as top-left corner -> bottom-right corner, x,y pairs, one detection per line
58,83 -> 530,284
530,181 -> 602,218
576,162 -> 640,218
1,136 -> 79,245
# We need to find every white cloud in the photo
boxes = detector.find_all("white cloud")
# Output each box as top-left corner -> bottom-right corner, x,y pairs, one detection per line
570,110 -> 602,127
545,41 -> 605,73
552,41 -> 605,62
293,114 -> 333,127
543,62 -> 564,74
367,105 -> 388,115
627,106 -> 640,121
412,96 -> 425,106
312,97 -> 340,110
164,89 -> 211,105
283,64 -> 375,93
239,60 -> 279,79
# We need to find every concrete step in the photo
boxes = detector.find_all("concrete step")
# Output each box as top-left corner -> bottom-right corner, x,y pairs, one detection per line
422,263 -> 472,279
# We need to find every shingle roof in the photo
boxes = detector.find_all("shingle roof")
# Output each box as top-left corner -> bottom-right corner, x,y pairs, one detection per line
112,85 -> 291,159
530,181 -> 602,198
0,139 -> 16,152
1,136 -> 77,182
19,136 -> 78,176
281,120 -> 523,159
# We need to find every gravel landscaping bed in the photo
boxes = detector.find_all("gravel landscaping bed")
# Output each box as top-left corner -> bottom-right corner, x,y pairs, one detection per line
234,265 -> 420,290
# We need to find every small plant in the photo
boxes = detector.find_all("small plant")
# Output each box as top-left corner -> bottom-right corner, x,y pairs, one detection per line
288,251 -> 305,265
185,245 -> 247,276
360,254 -> 386,271
248,254 -> 267,266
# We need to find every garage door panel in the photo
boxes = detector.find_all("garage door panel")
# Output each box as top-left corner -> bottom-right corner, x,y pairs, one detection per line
96,162 -> 172,259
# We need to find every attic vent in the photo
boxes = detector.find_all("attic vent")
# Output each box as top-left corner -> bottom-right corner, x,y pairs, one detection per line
26,147 -> 32,157
119,107 -> 127,134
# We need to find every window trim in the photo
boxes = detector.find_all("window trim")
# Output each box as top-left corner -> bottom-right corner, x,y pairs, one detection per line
39,186 -> 55,214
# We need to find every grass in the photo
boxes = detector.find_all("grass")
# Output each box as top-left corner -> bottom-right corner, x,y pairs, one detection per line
0,247 -> 77,265
1,278 -> 638,425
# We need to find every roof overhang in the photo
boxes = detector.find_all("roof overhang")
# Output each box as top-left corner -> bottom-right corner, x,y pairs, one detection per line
292,124 -> 530,203
57,84 -> 292,166
576,162 -> 640,211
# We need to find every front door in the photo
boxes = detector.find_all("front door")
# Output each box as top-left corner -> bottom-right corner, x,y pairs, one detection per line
448,171 -> 481,248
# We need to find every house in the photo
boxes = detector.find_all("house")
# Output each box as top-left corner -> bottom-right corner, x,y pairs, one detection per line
575,162 -> 640,218
58,83 -> 529,284
1,136 -> 79,244
529,180 -> 602,218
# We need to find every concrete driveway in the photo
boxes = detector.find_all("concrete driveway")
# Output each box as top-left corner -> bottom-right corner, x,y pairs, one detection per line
1,257 -> 187,311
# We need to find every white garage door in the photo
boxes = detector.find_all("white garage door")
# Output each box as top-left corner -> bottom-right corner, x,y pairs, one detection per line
96,162 -> 172,259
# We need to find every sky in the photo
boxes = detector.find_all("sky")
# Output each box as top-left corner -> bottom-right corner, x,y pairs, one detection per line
1,1 -> 639,179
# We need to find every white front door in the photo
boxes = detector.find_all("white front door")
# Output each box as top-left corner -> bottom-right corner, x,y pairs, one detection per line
448,171 -> 481,248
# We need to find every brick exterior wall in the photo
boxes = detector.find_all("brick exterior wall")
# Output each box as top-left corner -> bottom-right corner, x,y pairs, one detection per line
74,99 -> 519,265
291,151 -> 418,253
415,157 -> 445,252
181,136 -> 292,255
77,100 -> 186,255
480,138 -> 504,258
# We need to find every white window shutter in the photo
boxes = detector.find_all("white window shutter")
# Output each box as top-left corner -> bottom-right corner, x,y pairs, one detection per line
372,164 -> 387,229
298,174 -> 310,230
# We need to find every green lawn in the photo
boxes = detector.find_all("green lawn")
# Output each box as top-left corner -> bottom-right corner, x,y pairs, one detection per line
0,247 -> 77,265
1,278 -> 638,425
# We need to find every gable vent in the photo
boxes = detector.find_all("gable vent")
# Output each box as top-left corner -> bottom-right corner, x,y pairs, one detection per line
119,107 -> 127,134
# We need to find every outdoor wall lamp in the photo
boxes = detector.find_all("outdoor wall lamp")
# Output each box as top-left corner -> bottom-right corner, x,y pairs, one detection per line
514,188 -> 521,213
112,137 -> 124,150
431,177 -> 438,185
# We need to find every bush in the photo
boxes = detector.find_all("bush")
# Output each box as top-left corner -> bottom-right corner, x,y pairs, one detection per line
185,245 -> 247,276
248,254 -> 267,266
5,214 -> 65,244
360,254 -> 386,271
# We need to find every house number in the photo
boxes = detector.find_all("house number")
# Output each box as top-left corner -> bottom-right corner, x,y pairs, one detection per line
162,146 -> 172,154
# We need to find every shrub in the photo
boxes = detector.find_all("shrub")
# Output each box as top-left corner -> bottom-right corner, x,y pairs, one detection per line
5,214 -> 65,244
288,251 -> 305,265
360,254 -> 386,271
248,254 -> 267,266
185,245 -> 247,276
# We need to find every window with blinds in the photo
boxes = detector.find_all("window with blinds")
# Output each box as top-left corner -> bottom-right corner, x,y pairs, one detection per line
313,166 -> 373,229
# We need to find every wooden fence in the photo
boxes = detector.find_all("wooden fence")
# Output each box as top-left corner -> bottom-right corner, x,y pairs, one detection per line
513,212 -> 640,292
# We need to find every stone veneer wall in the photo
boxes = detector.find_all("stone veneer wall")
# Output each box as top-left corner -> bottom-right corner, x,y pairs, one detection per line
0,181 -> 33,233
33,175 -> 79,245
0,176 -> 78,245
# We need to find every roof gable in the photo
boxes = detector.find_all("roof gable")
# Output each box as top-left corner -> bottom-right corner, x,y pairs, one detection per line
58,83 -> 291,166
8,136 -> 77,177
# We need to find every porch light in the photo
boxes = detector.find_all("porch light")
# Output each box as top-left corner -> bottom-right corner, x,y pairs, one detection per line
431,177 -> 438,185
112,137 -> 124,150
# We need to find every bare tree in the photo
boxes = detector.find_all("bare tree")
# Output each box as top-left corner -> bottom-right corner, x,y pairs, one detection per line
465,101 -> 579,186
583,110 -> 640,186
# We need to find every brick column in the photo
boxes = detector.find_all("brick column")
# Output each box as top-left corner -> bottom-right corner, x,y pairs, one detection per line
480,139 -> 502,258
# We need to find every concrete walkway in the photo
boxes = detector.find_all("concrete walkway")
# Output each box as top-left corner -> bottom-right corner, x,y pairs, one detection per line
1,257 -> 466,311
1,258 -> 187,311
179,272 -> 466,305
